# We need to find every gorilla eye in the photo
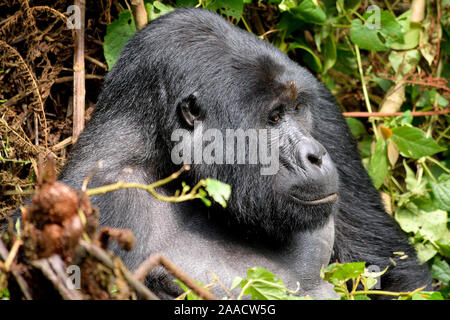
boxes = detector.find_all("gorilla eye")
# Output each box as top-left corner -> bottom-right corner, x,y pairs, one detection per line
295,103 -> 302,110
268,108 -> 283,124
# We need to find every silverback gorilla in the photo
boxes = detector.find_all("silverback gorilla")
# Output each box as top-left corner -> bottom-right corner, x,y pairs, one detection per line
18,8 -> 432,298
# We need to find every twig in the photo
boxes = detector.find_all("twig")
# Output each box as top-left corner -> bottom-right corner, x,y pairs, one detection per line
131,0 -> 148,30
51,137 -> 72,151
55,74 -> 104,83
342,109 -> 450,117
85,165 -> 200,203
31,255 -> 83,300
79,240 -> 159,300
0,239 -> 33,300
85,55 -> 108,70
4,239 -> 22,271
133,253 -> 218,300
73,0 -> 86,143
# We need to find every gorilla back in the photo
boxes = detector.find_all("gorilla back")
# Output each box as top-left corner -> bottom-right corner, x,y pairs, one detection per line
46,8 -> 430,298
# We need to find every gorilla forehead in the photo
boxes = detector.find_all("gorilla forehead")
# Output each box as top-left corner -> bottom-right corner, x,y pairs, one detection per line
125,8 -> 318,116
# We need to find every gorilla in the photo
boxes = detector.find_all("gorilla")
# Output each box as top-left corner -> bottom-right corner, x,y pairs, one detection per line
12,8 -> 431,299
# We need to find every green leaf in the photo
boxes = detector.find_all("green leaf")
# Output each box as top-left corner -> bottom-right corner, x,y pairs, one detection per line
241,267 -> 290,300
390,126 -> 445,159
350,19 -> 388,51
346,118 -> 367,137
288,41 -> 323,72
418,209 -> 447,242
230,276 -> 244,291
395,206 -> 421,234
176,0 -> 199,7
322,35 -> 337,74
173,279 -> 204,300
390,10 -> 420,50
412,291 -> 444,300
429,173 -> 450,211
388,50 -> 421,76
436,238 -> 450,258
415,242 -> 438,263
204,179 -> 231,208
278,0 -> 298,12
349,10 -> 403,51
431,258 -> 450,285
103,10 -> 136,70
321,262 -> 365,282
403,160 -> 426,195
368,139 -> 388,189
292,0 -> 326,24
206,0 -> 244,21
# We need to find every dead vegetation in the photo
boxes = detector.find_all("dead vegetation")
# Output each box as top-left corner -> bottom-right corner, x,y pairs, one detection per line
0,0 -> 111,218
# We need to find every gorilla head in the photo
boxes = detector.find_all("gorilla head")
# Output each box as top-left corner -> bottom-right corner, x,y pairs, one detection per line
96,9 -> 339,241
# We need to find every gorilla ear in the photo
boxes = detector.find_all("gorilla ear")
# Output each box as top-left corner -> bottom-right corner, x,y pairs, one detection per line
179,92 -> 204,127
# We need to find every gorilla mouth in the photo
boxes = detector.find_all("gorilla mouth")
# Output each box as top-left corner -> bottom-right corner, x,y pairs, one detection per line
289,193 -> 338,206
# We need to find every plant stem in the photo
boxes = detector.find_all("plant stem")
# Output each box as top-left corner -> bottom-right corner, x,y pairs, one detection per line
354,44 -> 379,140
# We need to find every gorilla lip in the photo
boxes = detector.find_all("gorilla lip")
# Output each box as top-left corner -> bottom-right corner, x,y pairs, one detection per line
289,193 -> 338,206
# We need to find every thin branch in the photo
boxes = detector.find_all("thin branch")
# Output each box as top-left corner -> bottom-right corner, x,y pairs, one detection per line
133,253 -> 218,300
0,239 -> 33,300
342,109 -> 450,117
79,240 -> 159,300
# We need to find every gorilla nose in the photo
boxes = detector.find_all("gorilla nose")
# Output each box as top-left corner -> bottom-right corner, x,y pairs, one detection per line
298,139 -> 326,171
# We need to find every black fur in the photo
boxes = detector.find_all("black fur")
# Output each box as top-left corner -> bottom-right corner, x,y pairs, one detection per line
14,8 -> 432,298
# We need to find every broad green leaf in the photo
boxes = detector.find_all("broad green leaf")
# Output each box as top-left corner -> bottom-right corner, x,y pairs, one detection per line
390,126 -> 445,159
292,0 -> 326,24
415,242 -> 438,263
368,139 -> 388,189
346,118 -> 366,137
103,11 -> 136,70
350,10 -> 403,51
431,258 -> 450,285
350,19 -> 388,51
429,173 -> 450,211
395,206 -> 421,234
390,10 -> 420,50
418,209 -> 447,242
241,267 -> 289,300
321,262 -> 365,282
204,179 -> 231,208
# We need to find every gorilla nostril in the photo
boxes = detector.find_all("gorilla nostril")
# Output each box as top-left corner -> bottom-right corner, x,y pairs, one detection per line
307,153 -> 322,167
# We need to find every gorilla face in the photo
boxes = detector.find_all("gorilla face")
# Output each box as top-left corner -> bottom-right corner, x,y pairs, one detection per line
174,55 -> 339,238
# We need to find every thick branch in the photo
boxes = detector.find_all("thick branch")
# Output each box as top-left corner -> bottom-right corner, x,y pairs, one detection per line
131,0 -> 148,30
73,0 -> 86,142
